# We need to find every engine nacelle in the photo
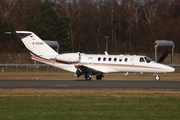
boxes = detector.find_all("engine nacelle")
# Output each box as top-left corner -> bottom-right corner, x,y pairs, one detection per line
56,53 -> 81,63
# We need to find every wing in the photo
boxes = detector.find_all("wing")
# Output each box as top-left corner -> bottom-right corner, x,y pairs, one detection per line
75,65 -> 104,77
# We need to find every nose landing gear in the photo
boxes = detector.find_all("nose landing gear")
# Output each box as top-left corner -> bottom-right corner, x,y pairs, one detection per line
155,75 -> 160,81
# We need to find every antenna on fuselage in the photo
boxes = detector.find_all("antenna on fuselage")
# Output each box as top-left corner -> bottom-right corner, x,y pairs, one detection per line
104,51 -> 108,55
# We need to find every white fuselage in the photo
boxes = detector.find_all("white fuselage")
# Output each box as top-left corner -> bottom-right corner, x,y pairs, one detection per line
32,53 -> 175,74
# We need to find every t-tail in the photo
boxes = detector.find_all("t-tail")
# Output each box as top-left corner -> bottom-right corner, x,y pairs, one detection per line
16,31 -> 59,61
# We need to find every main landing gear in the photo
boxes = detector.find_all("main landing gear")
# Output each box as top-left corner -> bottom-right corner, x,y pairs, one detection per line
84,74 -> 104,80
84,74 -> 92,80
96,74 -> 104,80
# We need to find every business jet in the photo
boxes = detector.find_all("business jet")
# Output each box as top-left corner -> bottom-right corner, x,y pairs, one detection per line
12,31 -> 175,81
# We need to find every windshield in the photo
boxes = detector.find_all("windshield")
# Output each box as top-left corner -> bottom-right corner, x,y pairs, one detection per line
144,57 -> 153,63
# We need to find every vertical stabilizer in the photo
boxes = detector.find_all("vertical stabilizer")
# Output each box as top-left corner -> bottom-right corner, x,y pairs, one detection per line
16,31 -> 58,59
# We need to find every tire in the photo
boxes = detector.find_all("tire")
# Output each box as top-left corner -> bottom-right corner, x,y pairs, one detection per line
155,75 -> 160,81
96,74 -> 103,80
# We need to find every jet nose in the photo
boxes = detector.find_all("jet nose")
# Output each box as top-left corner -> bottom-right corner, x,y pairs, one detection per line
167,66 -> 175,72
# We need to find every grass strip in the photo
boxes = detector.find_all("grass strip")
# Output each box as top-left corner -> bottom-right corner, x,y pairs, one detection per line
0,70 -> 180,80
0,89 -> 180,120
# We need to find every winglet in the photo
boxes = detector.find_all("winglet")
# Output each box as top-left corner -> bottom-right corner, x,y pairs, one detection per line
5,32 -> 12,34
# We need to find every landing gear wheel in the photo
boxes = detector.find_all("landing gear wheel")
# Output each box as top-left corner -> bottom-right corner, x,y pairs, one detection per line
155,75 -> 160,81
85,75 -> 92,80
86,77 -> 91,80
96,74 -> 104,80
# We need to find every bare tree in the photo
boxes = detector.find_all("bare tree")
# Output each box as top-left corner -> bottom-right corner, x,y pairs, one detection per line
103,0 -> 117,42
140,0 -> 162,52
0,0 -> 17,22
0,0 -> 29,28
54,0 -> 80,52
122,0 -> 141,52
143,0 -> 161,28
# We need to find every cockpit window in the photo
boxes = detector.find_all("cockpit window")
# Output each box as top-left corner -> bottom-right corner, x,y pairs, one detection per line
144,57 -> 152,63
139,57 -> 145,62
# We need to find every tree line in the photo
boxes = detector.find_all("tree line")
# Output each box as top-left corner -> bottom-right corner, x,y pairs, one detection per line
0,0 -> 180,55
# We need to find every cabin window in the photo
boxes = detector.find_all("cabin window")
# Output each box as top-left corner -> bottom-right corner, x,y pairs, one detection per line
114,58 -> 117,61
98,57 -> 101,61
139,57 -> 145,62
124,58 -> 128,62
103,57 -> 106,61
119,58 -> 122,62
108,58 -> 112,61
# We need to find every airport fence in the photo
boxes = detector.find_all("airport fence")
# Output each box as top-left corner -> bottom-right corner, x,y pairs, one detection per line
0,64 -> 60,72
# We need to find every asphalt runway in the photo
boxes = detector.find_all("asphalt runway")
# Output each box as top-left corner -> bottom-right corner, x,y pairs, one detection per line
0,80 -> 180,89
